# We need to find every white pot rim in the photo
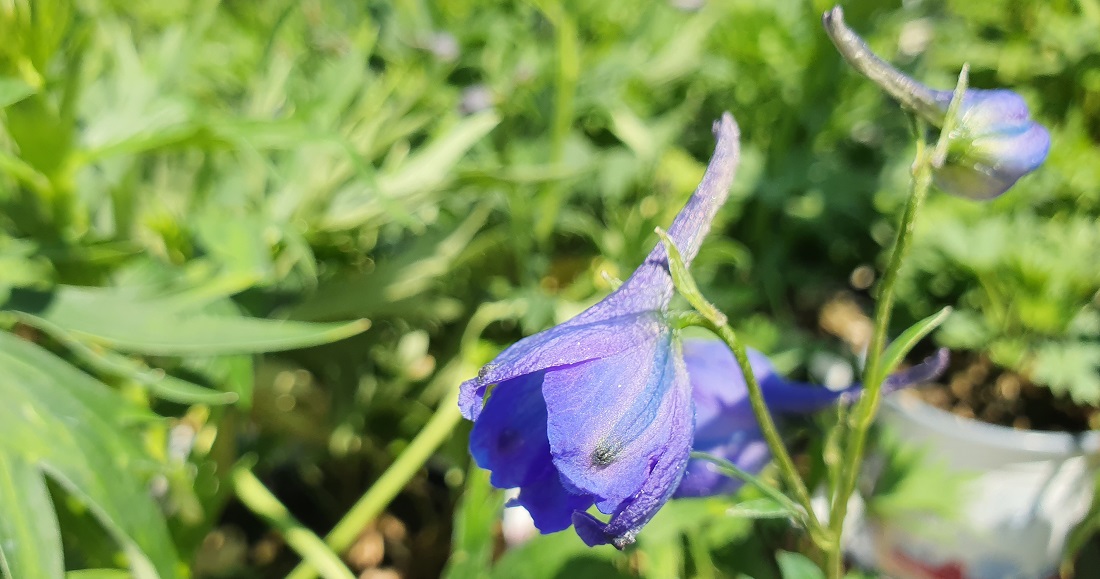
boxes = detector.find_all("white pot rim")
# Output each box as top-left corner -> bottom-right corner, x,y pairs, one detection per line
885,390 -> 1100,458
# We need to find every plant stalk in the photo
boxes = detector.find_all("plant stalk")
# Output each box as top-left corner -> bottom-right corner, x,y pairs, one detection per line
286,386 -> 463,579
699,318 -> 831,551
231,467 -> 356,579
823,67 -> 970,579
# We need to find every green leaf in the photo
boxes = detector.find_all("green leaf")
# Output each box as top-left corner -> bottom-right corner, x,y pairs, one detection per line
442,466 -> 503,579
876,306 -> 952,386
0,77 -> 36,109
775,551 -> 825,579
4,286 -> 370,356
66,571 -> 132,579
292,204 -> 491,321
689,451 -> 805,523
489,529 -> 629,579
0,332 -> 179,578
322,111 -> 499,230
0,453 -> 63,579
12,312 -> 238,405
725,498 -> 799,520
1032,341 -> 1100,405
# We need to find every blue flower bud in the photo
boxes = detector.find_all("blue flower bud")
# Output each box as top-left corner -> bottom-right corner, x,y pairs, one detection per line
822,6 -> 1050,199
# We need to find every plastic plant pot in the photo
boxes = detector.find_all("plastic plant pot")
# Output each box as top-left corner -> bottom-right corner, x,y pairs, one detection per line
850,391 -> 1100,579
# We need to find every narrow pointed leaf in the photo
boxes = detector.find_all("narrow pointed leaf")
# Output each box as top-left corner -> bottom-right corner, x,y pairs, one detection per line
0,453 -> 63,579
725,498 -> 799,520
323,111 -> 499,230
876,306 -> 952,387
0,332 -> 179,578
0,77 -> 35,109
656,228 -> 726,325
4,286 -> 369,356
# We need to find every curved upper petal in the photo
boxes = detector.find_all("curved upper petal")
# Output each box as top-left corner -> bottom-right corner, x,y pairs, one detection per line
674,429 -> 771,498
460,312 -> 665,420
461,115 -> 742,422
543,330 -> 694,515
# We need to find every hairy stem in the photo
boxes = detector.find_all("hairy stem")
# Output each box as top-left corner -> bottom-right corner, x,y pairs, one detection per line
824,67 -> 969,579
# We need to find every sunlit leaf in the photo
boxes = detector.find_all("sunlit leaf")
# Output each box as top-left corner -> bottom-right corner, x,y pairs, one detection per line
4,286 -> 369,356
0,77 -> 36,109
322,111 -> 499,230
776,551 -> 825,579
0,332 -> 179,578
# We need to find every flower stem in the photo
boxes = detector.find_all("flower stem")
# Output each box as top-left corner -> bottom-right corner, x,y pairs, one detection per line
231,467 -> 357,579
698,317 -> 831,551
661,235 -> 831,553
823,67 -> 969,579
286,385 -> 463,579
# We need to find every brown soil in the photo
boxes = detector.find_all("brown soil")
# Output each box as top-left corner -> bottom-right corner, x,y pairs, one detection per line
911,352 -> 1100,432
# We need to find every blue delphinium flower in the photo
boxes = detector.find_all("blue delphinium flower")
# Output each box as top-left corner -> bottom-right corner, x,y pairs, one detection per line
675,339 -> 949,498
460,114 -> 741,548
822,6 -> 1050,200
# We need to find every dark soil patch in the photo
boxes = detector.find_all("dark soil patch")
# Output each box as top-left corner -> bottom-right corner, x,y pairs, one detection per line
911,351 -> 1099,432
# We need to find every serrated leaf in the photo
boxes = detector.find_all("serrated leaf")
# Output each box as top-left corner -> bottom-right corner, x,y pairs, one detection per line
0,332 -> 179,578
1032,341 -> 1100,405
4,286 -> 369,356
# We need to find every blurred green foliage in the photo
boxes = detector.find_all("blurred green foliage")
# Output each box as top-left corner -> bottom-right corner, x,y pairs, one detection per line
0,0 -> 1095,577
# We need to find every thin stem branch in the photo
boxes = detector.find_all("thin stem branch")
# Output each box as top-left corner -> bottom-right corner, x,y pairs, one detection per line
286,385 -> 463,579
823,67 -> 970,579
697,318 -> 829,550
231,467 -> 356,579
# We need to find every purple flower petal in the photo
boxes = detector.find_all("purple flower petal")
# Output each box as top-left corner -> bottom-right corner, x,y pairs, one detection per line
572,437 -> 691,548
674,429 -> 771,498
676,340 -> 949,498
459,114 -> 743,547
460,312 -> 665,420
570,363 -> 694,548
509,472 -> 594,534
543,330 -> 693,514
461,115 -> 742,422
469,372 -> 554,488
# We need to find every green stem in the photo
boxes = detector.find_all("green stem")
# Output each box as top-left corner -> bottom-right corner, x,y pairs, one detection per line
286,386 -> 463,579
824,67 -> 970,579
231,467 -> 356,579
698,318 -> 829,551
689,451 -> 806,523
